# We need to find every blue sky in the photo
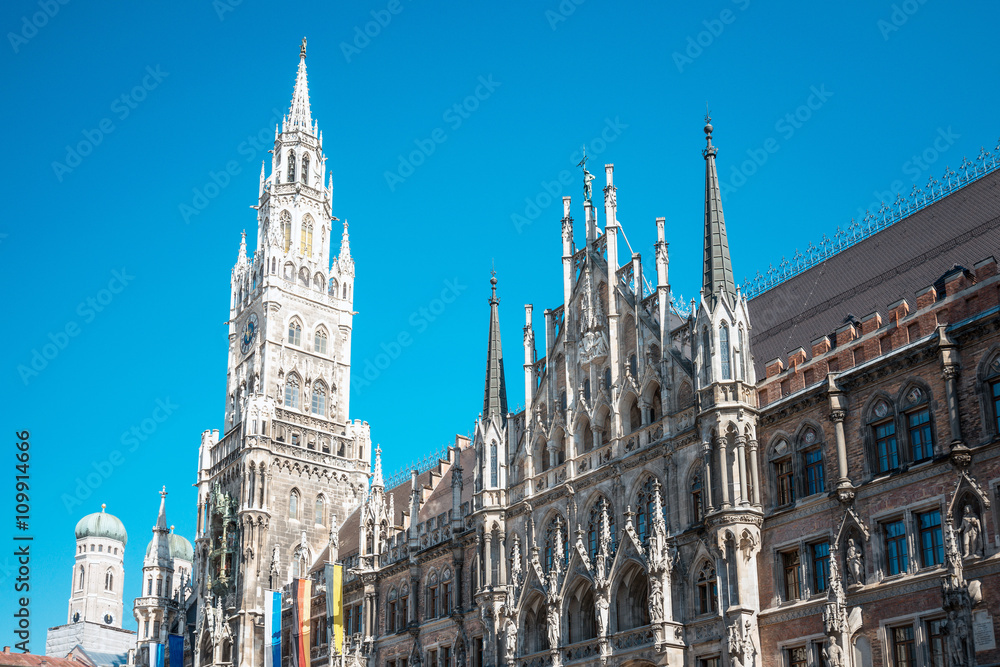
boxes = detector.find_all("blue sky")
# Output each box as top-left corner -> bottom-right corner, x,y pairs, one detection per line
2,0 -> 999,649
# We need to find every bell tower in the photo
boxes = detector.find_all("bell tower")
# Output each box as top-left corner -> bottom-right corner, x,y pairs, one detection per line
195,39 -> 371,667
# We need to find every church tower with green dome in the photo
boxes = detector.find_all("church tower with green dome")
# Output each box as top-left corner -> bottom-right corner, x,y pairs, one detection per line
45,504 -> 136,659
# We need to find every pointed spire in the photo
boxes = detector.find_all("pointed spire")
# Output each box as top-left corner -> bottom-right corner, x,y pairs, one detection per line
156,486 -> 168,530
372,444 -> 384,488
237,230 -> 247,266
287,37 -> 313,132
702,114 -> 736,306
259,161 -> 266,197
338,220 -> 352,261
483,271 -> 508,424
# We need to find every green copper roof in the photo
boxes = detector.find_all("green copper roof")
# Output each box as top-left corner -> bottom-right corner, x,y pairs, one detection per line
75,507 -> 128,546
169,532 -> 194,562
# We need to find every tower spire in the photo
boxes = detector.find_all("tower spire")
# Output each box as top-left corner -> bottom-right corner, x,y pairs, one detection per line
483,271 -> 508,424
372,444 -> 384,489
339,220 -> 352,261
287,37 -> 313,132
702,114 -> 736,306
156,486 -> 168,530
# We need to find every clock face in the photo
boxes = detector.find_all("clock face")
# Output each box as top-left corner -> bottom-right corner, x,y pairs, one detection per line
241,312 -> 259,354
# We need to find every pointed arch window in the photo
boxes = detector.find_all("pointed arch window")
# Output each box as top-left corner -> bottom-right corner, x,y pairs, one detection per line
301,153 -> 310,185
288,321 -> 302,346
696,562 -> 718,614
311,382 -> 326,416
284,375 -> 300,409
289,490 -> 299,520
868,399 -> 899,473
738,325 -> 748,380
315,328 -> 327,354
701,327 -> 711,383
105,569 -> 114,591
490,441 -> 498,486
280,211 -> 292,253
635,476 -> 664,544
719,324 -> 731,380
314,496 -> 325,526
771,439 -> 795,506
901,385 -> 933,463
586,499 -> 617,560
77,565 -> 85,591
544,517 -> 568,571
287,150 -> 296,183
300,214 -> 314,256
690,470 -> 704,523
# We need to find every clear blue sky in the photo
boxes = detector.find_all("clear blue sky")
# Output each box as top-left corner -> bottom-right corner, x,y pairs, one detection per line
2,0 -> 998,650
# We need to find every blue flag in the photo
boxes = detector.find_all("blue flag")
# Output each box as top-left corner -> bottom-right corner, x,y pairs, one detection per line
152,643 -> 165,667
168,635 -> 184,667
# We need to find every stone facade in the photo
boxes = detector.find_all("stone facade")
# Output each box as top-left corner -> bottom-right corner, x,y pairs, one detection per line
188,39 -> 1000,667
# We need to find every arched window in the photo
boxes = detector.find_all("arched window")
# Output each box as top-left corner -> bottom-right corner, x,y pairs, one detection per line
315,328 -> 328,354
702,327 -> 711,383
280,211 -> 292,253
301,153 -> 310,185
613,565 -> 649,632
156,576 -> 163,596
105,569 -> 114,591
147,576 -> 152,596
770,438 -> 795,507
586,498 -> 616,560
720,324 -> 731,380
690,470 -> 704,523
734,326 -> 743,380
490,441 -> 498,486
544,517 -> 568,571
300,214 -> 314,256
289,490 -> 299,520
867,398 -> 899,474
604,367 -> 612,390
287,150 -> 296,183
635,476 -> 663,544
739,325 -> 748,380
285,375 -> 300,409
77,565 -> 85,590
696,562 -> 718,615
288,320 -> 302,346
984,353 -> 1000,437
271,257 -> 277,274
798,427 -> 825,497
900,384 -> 934,463
312,382 -> 326,416
314,496 -> 325,526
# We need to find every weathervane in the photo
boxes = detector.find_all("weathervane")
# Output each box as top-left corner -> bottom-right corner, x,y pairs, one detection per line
577,145 -> 595,202
300,37 -> 307,59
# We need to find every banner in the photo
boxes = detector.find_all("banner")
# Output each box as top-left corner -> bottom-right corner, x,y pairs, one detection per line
265,591 -> 281,667
293,579 -> 312,667
152,643 -> 165,667
325,564 -> 344,653
167,635 -> 184,667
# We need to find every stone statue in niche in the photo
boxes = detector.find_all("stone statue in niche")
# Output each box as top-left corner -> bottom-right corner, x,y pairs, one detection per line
846,538 -> 865,586
959,504 -> 983,558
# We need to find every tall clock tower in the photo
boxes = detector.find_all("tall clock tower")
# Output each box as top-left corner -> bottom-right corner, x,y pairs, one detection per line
194,39 -> 372,667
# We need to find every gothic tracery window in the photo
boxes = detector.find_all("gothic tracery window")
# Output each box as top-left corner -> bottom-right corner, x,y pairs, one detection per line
301,153 -> 310,185
289,490 -> 299,521
544,516 -> 568,571
281,211 -> 292,253
635,476 -> 663,544
300,214 -> 314,256
586,498 -> 616,560
287,150 -> 296,183
288,320 -> 302,346
719,324 -> 731,380
285,375 -> 300,409
312,382 -> 326,416
314,496 -> 325,526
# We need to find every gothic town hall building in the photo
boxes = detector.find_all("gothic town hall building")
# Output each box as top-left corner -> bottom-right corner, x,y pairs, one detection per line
122,43 -> 1000,667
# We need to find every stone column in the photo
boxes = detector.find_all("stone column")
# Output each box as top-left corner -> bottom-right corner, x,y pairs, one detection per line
827,374 -> 854,502
943,366 -> 963,446
702,442 -> 715,513
735,436 -> 749,506
747,440 -> 761,506
716,436 -> 731,508
498,533 -> 508,586
484,533 -> 493,587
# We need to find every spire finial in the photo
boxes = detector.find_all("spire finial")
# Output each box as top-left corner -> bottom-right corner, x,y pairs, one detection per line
288,39 -> 313,131
483,269 -> 507,423
701,115 -> 734,303
101,503 -> 106,512
300,37 -> 307,59
578,145 -> 595,202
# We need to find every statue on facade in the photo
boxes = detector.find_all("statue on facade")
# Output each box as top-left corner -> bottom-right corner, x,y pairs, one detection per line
546,605 -> 560,649
822,636 -> 845,667
946,610 -> 969,666
578,147 -> 595,202
595,595 -> 609,637
959,505 -> 982,558
649,578 -> 664,622
504,618 -> 517,659
846,538 -> 865,585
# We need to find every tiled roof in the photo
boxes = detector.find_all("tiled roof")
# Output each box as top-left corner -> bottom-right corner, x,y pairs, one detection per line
748,169 -> 1000,374
0,649 -> 86,667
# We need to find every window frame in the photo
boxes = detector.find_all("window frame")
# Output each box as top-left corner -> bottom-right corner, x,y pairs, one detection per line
883,519 -> 909,577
